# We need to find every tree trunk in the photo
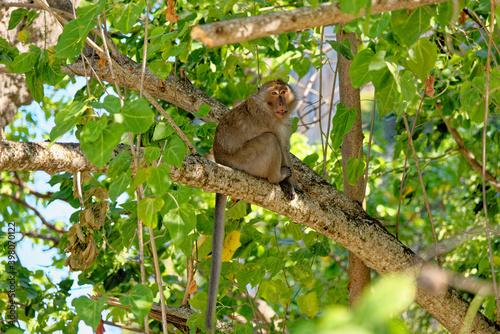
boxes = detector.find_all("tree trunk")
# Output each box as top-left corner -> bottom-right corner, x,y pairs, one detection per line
337,30 -> 371,305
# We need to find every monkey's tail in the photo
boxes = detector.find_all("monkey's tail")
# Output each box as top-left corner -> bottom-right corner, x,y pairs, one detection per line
205,193 -> 227,333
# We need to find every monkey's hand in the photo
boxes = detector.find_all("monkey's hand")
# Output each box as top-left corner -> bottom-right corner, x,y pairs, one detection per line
279,180 -> 296,200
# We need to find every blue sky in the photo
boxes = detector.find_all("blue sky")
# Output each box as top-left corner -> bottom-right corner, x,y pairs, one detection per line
5,78 -> 123,334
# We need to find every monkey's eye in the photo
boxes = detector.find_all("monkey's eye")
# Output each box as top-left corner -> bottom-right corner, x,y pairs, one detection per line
280,90 -> 287,94
271,91 -> 279,95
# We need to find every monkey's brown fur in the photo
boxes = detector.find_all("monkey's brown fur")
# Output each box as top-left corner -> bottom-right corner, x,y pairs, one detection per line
206,79 -> 299,333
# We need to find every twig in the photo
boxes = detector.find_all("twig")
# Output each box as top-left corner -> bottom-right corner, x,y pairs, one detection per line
482,2 -> 500,323
21,231 -> 60,245
436,104 -> 500,193
4,194 -> 65,234
318,26 -> 325,179
101,320 -> 144,333
396,93 -> 425,239
363,95 -> 376,199
402,112 -> 441,265
4,178 -> 54,201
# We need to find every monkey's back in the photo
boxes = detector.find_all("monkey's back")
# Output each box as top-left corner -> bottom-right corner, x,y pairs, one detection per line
213,95 -> 291,167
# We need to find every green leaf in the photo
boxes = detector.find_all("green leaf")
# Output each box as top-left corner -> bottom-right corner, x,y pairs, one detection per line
405,38 -> 437,81
193,104 -> 211,118
109,172 -> 131,202
53,1 -> 103,58
146,165 -> 172,195
297,292 -> 319,318
293,57 -> 311,79
371,68 -> 400,117
118,98 -> 154,134
41,63 -> 64,86
226,200 -> 247,220
327,40 -> 354,60
145,146 -> 161,161
236,264 -> 265,289
50,101 -> 87,141
110,2 -> 146,33
130,168 -> 146,193
100,95 -> 121,114
76,0 -> 105,18
138,197 -> 164,228
53,19 -> 88,59
390,7 -> 431,46
25,70 -> 44,102
80,123 -> 124,169
366,12 -> 390,38
26,10 -> 40,26
235,323 -> 254,334
163,203 -> 196,247
8,9 -> 29,30
152,122 -> 175,141
338,0 -> 370,15
80,115 -> 108,142
72,295 -> 107,331
259,279 -> 287,305
346,157 -> 365,186
398,71 -> 416,104
330,103 -> 357,151
437,1 -> 454,28
11,52 -> 35,73
224,0 -> 238,13
190,291 -> 207,310
355,276 -> 415,324
349,48 -> 374,88
149,60 -> 172,80
119,284 -> 153,324
162,136 -> 186,167
287,263 -> 314,287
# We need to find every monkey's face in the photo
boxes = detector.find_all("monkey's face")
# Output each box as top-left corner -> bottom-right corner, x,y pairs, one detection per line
267,86 -> 294,119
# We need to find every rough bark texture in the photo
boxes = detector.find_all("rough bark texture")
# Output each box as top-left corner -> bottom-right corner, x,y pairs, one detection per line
1,0 -> 499,331
0,3 -> 62,128
64,55 -> 228,124
1,142 -> 500,333
337,31 -> 372,305
190,0 -> 449,48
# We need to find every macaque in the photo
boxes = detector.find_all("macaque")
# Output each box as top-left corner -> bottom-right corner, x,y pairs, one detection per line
205,79 -> 300,333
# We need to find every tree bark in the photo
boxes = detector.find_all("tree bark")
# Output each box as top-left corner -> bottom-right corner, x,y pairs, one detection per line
190,0 -> 449,48
1,142 -> 499,334
337,31 -> 372,305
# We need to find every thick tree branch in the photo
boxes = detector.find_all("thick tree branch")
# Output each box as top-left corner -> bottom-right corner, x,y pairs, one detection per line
172,155 -> 497,334
62,55 -> 228,123
2,140 -> 498,333
190,0 -> 449,48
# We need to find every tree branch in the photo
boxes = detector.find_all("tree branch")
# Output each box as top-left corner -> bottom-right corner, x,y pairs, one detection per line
21,231 -> 60,246
2,140 -> 498,333
190,0 -> 449,48
437,105 -> 500,193
4,193 -> 66,234
62,55 -> 228,123
5,178 -> 55,201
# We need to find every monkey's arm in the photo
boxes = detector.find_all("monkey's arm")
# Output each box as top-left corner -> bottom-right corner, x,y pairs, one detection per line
205,192 -> 227,334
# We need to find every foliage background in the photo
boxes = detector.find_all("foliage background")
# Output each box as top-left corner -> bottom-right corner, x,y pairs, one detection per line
0,0 -> 499,333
